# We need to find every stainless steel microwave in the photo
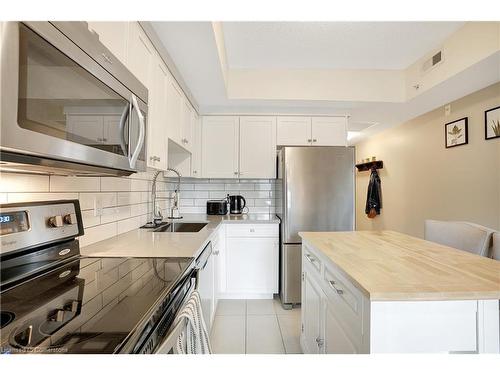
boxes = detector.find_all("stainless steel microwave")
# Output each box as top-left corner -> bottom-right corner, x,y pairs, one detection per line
0,22 -> 148,176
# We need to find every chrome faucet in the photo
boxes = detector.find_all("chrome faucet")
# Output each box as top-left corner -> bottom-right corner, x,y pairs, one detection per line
150,170 -> 163,225
166,167 -> 183,219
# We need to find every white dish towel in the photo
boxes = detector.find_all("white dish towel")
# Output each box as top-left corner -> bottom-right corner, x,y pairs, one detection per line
174,290 -> 212,354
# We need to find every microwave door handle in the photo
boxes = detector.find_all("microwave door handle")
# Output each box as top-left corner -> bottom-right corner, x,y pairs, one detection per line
118,103 -> 130,156
129,94 -> 146,169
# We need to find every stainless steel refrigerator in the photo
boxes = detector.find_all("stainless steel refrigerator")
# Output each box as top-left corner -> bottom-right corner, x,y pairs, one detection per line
276,146 -> 355,308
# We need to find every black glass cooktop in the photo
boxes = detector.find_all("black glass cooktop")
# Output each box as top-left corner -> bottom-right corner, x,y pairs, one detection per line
0,256 -> 193,354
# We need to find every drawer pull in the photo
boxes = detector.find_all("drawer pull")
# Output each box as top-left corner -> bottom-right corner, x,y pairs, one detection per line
328,280 -> 344,295
249,228 -> 255,232
305,254 -> 316,264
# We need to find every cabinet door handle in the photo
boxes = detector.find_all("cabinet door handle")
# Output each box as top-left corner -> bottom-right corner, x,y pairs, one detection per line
307,139 -> 312,143
312,139 -> 317,143
305,254 -> 316,264
234,171 -> 239,175
328,280 -> 344,294
315,337 -> 324,347
249,228 -> 255,233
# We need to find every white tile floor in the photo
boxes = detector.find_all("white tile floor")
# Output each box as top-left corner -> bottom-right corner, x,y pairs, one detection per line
210,297 -> 302,354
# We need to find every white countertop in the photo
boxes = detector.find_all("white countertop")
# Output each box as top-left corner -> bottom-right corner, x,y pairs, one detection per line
81,213 -> 280,259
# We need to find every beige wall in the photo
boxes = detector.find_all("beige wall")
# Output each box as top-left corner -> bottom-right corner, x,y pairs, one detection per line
355,82 -> 500,237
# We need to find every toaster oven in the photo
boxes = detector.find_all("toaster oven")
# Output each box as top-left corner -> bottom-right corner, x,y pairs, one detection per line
206,200 -> 228,215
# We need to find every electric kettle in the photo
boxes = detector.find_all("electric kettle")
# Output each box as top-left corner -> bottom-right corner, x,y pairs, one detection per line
227,195 -> 247,215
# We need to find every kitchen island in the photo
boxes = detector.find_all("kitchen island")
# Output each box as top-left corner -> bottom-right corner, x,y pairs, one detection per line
299,230 -> 500,353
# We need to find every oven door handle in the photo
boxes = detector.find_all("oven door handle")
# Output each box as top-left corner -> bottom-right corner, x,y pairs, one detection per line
129,94 -> 145,169
154,277 -> 196,354
118,103 -> 130,156
155,315 -> 187,354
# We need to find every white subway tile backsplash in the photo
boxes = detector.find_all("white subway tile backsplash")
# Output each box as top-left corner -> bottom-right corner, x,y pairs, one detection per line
179,206 -> 206,214
117,216 -> 142,235
7,192 -> 78,203
1,170 -> 277,247
254,198 -> 273,207
167,178 -> 277,215
179,198 -> 194,206
255,183 -> 272,191
130,203 -> 148,217
101,205 -> 131,224
0,173 -> 49,192
224,183 -> 255,191
130,179 -> 149,192
50,176 -> 100,192
79,192 -> 117,210
180,183 -> 194,191
248,206 -> 272,214
181,190 -> 209,199
79,222 -> 117,247
244,191 -> 271,198
195,183 -> 225,191
117,192 -> 142,206
81,210 -> 101,228
101,177 -> 131,192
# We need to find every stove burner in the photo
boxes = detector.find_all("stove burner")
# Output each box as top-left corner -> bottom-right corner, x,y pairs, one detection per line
1,311 -> 15,328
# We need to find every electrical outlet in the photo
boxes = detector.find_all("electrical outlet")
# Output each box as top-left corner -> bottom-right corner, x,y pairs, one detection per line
445,104 -> 451,116
94,196 -> 103,216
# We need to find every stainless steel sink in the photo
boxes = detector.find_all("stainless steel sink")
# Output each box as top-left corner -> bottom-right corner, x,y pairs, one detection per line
151,222 -> 207,233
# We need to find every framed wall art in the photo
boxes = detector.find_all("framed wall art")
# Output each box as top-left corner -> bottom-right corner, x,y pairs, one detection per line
445,117 -> 468,148
485,106 -> 500,140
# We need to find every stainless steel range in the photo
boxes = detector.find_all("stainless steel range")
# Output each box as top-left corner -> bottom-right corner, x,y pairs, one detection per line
0,200 -> 195,354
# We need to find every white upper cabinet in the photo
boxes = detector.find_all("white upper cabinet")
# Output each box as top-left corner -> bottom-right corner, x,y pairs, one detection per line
126,23 -> 155,89
277,116 -> 312,146
311,117 -> 347,146
87,22 -> 129,65
146,55 -> 169,171
191,112 -> 202,177
166,74 -> 184,147
277,116 -> 347,146
201,116 -> 239,178
239,116 -> 277,179
181,100 -> 194,152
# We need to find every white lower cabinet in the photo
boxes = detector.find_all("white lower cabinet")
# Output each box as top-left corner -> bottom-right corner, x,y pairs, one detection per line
225,237 -> 278,296
216,223 -> 279,299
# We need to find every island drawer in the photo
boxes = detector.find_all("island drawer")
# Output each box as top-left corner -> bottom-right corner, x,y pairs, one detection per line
303,243 -> 322,274
225,223 -> 278,238
322,263 -> 364,349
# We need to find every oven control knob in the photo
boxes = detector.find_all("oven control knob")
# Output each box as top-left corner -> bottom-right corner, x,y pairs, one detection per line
48,215 -> 64,228
63,213 -> 77,225
50,309 -> 66,322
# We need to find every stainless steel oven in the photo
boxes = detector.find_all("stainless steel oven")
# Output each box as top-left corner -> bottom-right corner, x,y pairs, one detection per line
0,22 -> 148,176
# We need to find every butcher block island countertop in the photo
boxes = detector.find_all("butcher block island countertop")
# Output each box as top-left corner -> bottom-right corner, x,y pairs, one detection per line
299,230 -> 500,301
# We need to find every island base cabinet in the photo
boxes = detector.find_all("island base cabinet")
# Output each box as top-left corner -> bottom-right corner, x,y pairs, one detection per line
324,300 -> 359,354
370,299 -> 500,353
301,241 -> 500,354
300,268 -> 323,354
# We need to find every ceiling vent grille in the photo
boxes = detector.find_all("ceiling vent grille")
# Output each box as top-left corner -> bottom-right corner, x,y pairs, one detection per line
422,50 -> 443,73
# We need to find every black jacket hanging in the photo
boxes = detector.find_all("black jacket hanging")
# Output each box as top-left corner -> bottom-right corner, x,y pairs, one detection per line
365,168 -> 382,218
